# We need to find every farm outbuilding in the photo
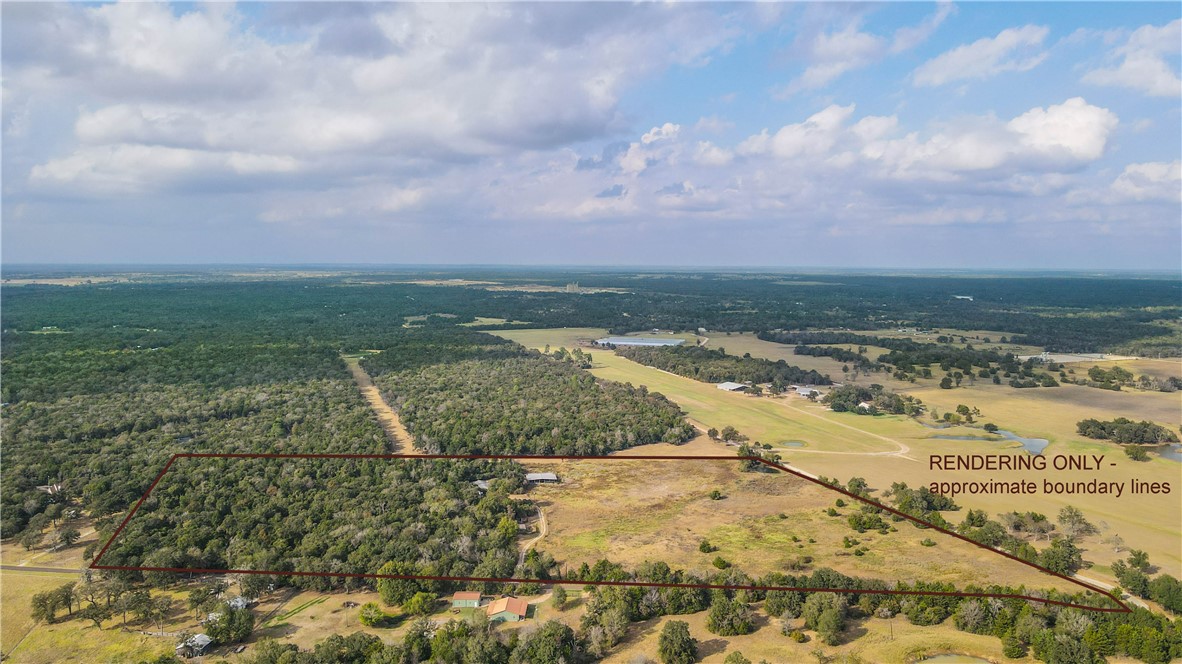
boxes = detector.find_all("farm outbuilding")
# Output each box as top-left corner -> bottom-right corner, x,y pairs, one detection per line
176,634 -> 213,658
450,591 -> 482,608
486,597 -> 528,622
595,336 -> 685,347
716,382 -> 747,392
525,472 -> 559,484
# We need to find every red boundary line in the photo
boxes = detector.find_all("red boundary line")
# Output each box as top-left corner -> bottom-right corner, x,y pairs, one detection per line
90,452 -> 1130,614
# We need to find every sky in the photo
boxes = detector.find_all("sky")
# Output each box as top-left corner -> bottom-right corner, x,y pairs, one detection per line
2,2 -> 1180,269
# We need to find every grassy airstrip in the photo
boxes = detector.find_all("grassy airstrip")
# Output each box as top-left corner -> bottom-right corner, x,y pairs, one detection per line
495,328 -> 1182,583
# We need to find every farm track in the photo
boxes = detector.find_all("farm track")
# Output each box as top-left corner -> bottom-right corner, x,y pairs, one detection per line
342,355 -> 421,455
517,506 -> 548,568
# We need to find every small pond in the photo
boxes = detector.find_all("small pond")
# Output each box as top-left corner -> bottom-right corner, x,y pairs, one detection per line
780,441 -> 806,447
1152,443 -> 1182,462
930,429 -> 1049,455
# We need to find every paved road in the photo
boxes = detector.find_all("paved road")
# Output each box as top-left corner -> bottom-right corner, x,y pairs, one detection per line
1,564 -> 80,574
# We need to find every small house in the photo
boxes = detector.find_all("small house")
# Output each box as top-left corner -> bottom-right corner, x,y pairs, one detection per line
486,597 -> 528,622
176,634 -> 213,658
226,596 -> 255,610
525,472 -> 559,484
451,591 -> 482,608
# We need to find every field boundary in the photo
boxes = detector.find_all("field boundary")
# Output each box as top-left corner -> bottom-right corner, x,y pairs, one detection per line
89,452 -> 1130,614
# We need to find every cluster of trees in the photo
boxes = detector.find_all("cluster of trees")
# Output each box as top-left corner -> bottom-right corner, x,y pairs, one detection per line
790,343 -> 878,372
613,345 -> 831,387
821,384 -> 924,416
99,457 -> 542,596
364,333 -> 696,456
1077,418 -> 1179,444
243,617 -> 583,664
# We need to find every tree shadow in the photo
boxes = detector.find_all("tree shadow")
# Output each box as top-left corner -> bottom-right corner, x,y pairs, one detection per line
696,638 -> 729,659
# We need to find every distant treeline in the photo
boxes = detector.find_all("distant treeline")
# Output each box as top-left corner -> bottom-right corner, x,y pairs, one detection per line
614,345 -> 831,387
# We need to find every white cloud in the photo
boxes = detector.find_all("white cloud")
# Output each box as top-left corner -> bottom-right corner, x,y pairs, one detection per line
1111,161 -> 1181,202
1083,19 -> 1182,97
1006,97 -> 1118,162
12,3 -> 747,194
641,123 -> 681,144
788,25 -> 884,92
782,4 -> 952,93
771,104 -> 856,158
890,2 -> 955,54
913,25 -> 1049,87
694,141 -> 733,166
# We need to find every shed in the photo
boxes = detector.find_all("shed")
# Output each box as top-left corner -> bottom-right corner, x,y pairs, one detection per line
525,472 -> 559,484
226,596 -> 255,610
486,596 -> 528,622
857,401 -> 873,410
450,591 -> 482,608
176,634 -> 213,658
716,382 -> 747,392
472,480 -> 490,491
795,387 -> 818,397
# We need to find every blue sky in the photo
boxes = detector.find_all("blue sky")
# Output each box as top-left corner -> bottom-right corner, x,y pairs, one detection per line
2,2 -> 1179,268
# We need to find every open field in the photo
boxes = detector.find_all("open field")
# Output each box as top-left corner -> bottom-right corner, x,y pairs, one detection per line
697,332 -> 919,393
520,457 -> 1089,598
4,584 -> 196,664
604,605 -> 1016,664
1,570 -> 76,656
1066,357 -> 1182,381
498,328 -> 917,456
495,329 -> 1182,582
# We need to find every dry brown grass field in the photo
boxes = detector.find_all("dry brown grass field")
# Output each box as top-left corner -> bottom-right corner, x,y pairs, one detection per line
518,457 -> 1090,600
495,328 -> 1182,583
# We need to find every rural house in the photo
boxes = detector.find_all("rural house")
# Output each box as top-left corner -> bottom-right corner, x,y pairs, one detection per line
485,597 -> 528,622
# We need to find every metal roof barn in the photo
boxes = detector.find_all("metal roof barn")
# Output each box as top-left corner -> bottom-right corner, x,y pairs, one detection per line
596,336 -> 685,346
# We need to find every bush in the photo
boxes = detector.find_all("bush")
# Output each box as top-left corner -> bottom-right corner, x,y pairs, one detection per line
713,556 -> 731,570
402,592 -> 437,616
657,620 -> 697,664
1125,446 -> 1150,461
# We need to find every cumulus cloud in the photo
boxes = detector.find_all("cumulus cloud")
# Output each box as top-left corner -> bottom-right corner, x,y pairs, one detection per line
913,25 -> 1049,86
1083,19 -> 1182,97
9,3 -> 746,195
1111,161 -> 1181,202
641,123 -> 681,144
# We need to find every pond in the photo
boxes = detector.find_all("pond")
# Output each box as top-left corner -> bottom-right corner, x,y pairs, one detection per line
917,656 -> 992,663
930,429 -> 1049,455
1152,443 -> 1182,462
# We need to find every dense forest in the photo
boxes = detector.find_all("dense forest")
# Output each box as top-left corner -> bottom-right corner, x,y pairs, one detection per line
613,345 -> 831,387
363,332 -> 696,456
3,270 -> 1181,663
98,457 -> 538,594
